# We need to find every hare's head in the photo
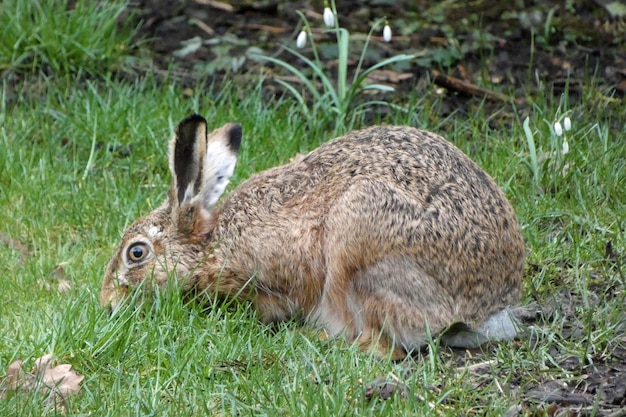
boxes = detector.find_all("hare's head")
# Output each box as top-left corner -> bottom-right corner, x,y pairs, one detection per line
100,115 -> 242,309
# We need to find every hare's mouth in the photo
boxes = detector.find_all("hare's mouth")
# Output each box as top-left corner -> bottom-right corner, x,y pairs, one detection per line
120,284 -> 129,296
100,283 -> 129,312
115,284 -> 130,309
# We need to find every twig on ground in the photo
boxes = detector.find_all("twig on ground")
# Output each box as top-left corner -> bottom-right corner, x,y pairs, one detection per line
431,70 -> 523,105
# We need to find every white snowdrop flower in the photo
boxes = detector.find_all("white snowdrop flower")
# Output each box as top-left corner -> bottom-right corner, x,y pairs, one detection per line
323,7 -> 335,27
383,24 -> 392,43
554,121 -> 563,137
296,30 -> 307,48
562,137 -> 570,154
563,116 -> 572,132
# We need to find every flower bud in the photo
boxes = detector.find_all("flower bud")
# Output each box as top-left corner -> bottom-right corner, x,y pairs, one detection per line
323,7 -> 335,27
563,116 -> 572,132
296,30 -> 307,48
554,121 -> 563,137
383,24 -> 392,42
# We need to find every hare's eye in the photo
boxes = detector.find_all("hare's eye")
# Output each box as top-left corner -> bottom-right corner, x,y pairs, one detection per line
127,243 -> 149,262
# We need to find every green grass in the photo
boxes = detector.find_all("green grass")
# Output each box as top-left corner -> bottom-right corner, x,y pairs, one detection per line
1,4 -> 625,416
0,0 -> 137,75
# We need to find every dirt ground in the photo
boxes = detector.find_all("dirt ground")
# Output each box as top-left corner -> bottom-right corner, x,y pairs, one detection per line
119,0 -> 625,414
124,0 -> 625,119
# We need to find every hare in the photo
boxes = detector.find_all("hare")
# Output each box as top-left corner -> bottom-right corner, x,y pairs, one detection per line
100,114 -> 525,358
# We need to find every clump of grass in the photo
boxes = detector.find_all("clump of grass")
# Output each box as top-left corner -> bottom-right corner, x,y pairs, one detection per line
0,0 -> 138,76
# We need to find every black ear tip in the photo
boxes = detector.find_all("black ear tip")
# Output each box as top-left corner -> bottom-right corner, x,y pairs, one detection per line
176,114 -> 208,138
182,114 -> 207,125
226,123 -> 243,153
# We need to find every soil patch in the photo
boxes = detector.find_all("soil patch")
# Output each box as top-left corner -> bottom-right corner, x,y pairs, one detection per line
125,0 -> 626,120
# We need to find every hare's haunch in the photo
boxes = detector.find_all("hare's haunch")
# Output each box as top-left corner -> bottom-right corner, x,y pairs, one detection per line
101,115 -> 525,358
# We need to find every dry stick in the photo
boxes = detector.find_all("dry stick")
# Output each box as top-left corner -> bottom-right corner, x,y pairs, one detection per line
190,18 -> 215,36
455,359 -> 497,373
431,70 -> 521,104
193,0 -> 234,12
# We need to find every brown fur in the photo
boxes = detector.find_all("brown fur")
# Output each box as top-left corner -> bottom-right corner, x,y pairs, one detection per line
100,117 -> 525,358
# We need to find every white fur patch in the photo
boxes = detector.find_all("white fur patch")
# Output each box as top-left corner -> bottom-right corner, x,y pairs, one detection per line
441,308 -> 518,348
116,269 -> 129,286
148,225 -> 163,238
203,140 -> 238,207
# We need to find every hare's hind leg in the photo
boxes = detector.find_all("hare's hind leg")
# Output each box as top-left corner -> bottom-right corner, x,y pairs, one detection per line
311,255 -> 458,358
351,256 -> 458,356
311,181 -> 458,358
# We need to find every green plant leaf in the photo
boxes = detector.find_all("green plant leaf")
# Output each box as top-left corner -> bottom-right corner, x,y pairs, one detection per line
350,54 -> 414,96
522,116 -> 540,185
361,84 -> 396,92
273,79 -> 310,116
250,53 -> 323,103
336,28 -> 350,101
281,46 -> 340,109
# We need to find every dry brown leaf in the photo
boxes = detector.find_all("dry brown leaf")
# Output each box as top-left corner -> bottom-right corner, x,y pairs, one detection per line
364,376 -> 409,401
1,354 -> 84,411
4,359 -> 24,391
0,231 -> 30,264
40,262 -> 72,293
35,355 -> 84,398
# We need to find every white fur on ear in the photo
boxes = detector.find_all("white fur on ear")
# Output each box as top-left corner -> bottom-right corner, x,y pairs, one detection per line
204,140 -> 237,207
194,123 -> 241,209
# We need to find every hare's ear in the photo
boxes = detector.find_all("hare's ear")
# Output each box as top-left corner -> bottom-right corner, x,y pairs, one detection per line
200,122 -> 242,208
169,114 -> 208,207
169,115 -> 242,210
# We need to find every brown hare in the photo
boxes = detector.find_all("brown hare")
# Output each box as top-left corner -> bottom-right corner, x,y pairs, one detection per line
100,114 -> 525,358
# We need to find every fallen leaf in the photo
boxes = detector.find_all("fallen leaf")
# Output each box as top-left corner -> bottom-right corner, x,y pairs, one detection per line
0,231 -> 30,264
365,376 -> 409,400
0,354 -> 84,411
35,355 -> 84,398
4,359 -> 24,391
39,262 -> 72,293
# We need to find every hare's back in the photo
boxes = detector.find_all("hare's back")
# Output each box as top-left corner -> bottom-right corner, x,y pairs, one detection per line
309,125 -> 522,267
302,125 -> 501,199
229,125 -> 508,213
